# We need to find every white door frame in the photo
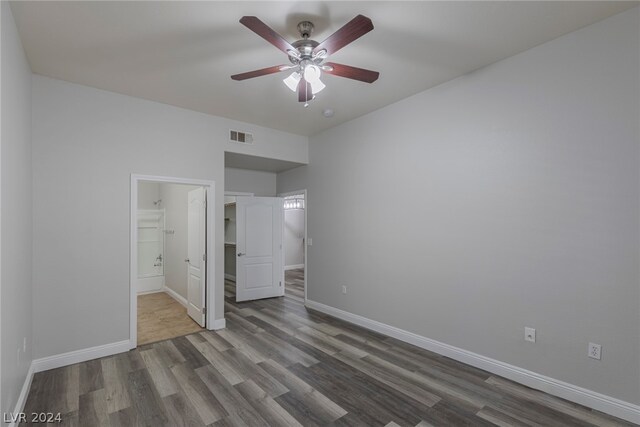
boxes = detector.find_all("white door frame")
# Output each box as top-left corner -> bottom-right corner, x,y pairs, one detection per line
278,189 -> 307,304
130,174 -> 216,349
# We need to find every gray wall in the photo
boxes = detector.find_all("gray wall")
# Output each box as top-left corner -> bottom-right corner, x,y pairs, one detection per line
225,167 -> 276,196
31,75 -> 307,359
280,8 -> 640,404
1,2 -> 33,414
277,165 -> 307,195
161,183 -> 200,299
137,181 -> 160,210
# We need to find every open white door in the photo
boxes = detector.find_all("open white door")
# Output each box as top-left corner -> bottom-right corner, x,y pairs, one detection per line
187,187 -> 206,326
236,196 -> 284,302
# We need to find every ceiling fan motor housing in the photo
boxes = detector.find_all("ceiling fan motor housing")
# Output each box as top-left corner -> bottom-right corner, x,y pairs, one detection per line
297,21 -> 314,38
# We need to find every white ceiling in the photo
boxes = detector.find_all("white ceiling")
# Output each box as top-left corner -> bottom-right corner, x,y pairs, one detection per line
11,1 -> 636,136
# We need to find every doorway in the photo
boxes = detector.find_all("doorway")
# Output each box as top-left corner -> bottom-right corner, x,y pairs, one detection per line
130,175 -> 215,349
224,191 -> 285,302
279,190 -> 307,304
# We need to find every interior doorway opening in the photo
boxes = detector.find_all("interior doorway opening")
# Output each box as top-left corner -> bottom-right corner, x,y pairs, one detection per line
130,175 -> 216,349
280,190 -> 307,304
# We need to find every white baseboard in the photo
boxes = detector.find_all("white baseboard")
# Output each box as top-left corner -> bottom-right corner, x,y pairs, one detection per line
163,286 -> 188,308
224,273 -> 236,281
9,362 -> 35,427
285,264 -> 304,271
137,289 -> 164,296
305,299 -> 640,425
32,340 -> 130,373
211,318 -> 226,330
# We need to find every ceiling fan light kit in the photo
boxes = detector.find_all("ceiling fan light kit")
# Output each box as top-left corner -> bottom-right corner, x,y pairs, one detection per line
231,14 -> 379,107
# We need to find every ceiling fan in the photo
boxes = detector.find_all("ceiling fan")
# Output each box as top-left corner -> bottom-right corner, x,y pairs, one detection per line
231,15 -> 379,105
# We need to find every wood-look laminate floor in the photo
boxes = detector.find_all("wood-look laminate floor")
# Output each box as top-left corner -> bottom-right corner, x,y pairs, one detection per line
285,268 -> 305,303
23,275 -> 633,426
137,292 -> 203,345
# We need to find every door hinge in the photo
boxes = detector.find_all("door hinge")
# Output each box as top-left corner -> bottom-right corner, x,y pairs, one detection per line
203,253 -> 206,261
202,307 -> 207,315
279,281 -> 282,287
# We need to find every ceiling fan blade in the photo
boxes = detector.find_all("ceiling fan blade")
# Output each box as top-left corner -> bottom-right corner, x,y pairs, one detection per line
240,16 -> 296,54
313,15 -> 373,56
231,65 -> 288,81
323,62 -> 379,83
298,78 -> 313,102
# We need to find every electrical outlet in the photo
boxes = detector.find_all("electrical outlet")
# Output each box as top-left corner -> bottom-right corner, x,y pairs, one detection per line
23,337 -> 27,352
341,285 -> 347,295
588,343 -> 602,360
524,327 -> 536,343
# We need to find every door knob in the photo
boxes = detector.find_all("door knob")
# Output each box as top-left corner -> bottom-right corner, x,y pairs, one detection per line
237,253 -> 245,257
184,258 -> 190,263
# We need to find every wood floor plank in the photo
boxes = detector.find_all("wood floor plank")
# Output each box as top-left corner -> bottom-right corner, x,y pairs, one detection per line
196,364 -> 270,426
186,335 -> 245,385
200,331 -> 233,352
476,406 -> 533,427
234,380 -> 303,427
126,368 -> 169,425
170,362 -> 227,425
100,356 -> 131,414
172,335 -> 210,370
216,327 -> 269,364
333,351 -> 441,408
79,359 -> 104,395
139,348 -> 180,397
259,359 -> 348,422
162,391 -> 206,427
78,389 -> 110,427
154,339 -> 187,367
221,347 -> 289,397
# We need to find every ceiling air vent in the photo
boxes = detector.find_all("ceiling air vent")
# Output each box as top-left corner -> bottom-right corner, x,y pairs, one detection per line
229,130 -> 254,144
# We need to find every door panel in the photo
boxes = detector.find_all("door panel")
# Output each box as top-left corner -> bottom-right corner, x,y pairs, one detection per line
245,263 -> 273,290
236,196 -> 284,302
187,187 -> 206,326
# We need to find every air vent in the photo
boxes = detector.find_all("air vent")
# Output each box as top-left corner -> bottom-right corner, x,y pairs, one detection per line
229,130 -> 254,144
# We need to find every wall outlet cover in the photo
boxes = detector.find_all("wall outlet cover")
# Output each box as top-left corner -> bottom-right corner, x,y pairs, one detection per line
525,327 -> 536,343
341,285 -> 347,294
588,343 -> 602,360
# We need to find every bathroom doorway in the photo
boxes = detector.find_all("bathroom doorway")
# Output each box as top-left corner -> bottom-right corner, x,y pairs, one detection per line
130,175 -> 215,348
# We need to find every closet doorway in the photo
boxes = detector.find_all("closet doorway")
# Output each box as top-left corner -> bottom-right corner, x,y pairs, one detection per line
279,190 -> 307,303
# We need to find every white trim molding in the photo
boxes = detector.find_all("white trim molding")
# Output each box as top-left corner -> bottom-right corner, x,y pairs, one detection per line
285,264 -> 304,271
305,299 -> 640,425
32,340 -> 130,373
9,362 -> 35,427
163,286 -> 188,308
211,318 -> 226,330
